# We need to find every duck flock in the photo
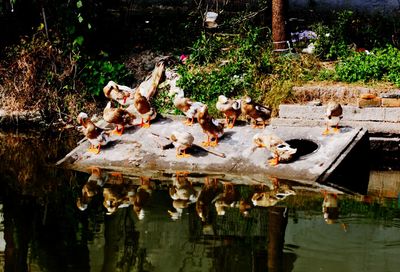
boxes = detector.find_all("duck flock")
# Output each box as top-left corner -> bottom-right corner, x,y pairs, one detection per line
77,63 -> 343,166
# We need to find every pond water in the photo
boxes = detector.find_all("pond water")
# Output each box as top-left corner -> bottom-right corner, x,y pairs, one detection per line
0,129 -> 399,272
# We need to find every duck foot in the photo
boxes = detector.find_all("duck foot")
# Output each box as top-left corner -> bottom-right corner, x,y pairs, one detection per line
268,158 -> 279,166
183,119 -> 194,126
141,123 -> 150,128
112,127 -> 124,136
322,128 -> 330,136
88,145 -> 100,154
209,140 -> 218,147
202,141 -> 211,147
176,151 -> 191,159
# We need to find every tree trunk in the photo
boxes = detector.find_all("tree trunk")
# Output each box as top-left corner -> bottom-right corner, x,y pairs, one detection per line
267,206 -> 288,272
272,0 -> 287,52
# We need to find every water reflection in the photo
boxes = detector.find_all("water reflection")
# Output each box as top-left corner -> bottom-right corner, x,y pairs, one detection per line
1,130 -> 400,272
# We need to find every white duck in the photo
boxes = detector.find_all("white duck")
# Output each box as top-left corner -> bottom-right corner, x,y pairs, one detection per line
253,132 -> 297,166
216,95 -> 241,128
169,87 -> 204,126
170,130 -> 194,158
103,81 -> 135,106
323,101 -> 343,135
77,112 -> 111,154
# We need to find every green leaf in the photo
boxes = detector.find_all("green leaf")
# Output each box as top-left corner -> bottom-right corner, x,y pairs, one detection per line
76,1 -> 83,9
73,36 -> 84,46
78,14 -> 84,23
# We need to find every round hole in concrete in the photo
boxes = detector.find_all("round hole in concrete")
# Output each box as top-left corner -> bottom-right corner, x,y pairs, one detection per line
286,139 -> 319,158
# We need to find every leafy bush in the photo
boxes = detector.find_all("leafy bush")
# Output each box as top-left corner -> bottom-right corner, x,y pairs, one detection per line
78,57 -> 133,96
312,10 -> 354,60
335,45 -> 400,86
176,27 -> 268,115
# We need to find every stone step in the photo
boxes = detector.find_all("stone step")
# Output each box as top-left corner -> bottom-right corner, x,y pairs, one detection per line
292,85 -> 399,103
271,118 -> 400,134
278,104 -> 400,123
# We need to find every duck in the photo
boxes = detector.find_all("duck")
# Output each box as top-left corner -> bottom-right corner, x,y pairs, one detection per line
168,199 -> 191,220
131,176 -> 153,220
103,101 -> 136,135
197,104 -> 224,147
252,183 -> 296,207
132,88 -> 157,128
102,184 -> 129,215
137,61 -> 165,100
241,96 -> 271,128
212,182 -> 239,216
169,87 -> 204,126
322,192 -> 339,224
253,132 -> 297,166
103,80 -> 135,106
169,171 -> 198,203
216,95 -> 241,128
170,130 -> 194,158
323,101 -> 343,135
77,112 -> 111,154
83,167 -> 107,197
196,177 -> 221,222
77,166 -> 108,211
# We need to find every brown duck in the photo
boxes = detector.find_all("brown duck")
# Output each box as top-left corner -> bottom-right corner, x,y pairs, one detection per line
197,104 -> 224,147
216,95 -> 241,128
77,112 -> 111,154
133,89 -> 157,128
170,88 -> 204,126
103,81 -> 135,106
323,101 -> 343,135
241,96 -> 271,128
103,101 -> 136,136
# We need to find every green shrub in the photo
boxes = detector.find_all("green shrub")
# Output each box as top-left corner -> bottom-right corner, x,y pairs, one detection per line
312,10 -> 353,60
176,27 -> 268,115
335,45 -> 400,86
78,57 -> 133,96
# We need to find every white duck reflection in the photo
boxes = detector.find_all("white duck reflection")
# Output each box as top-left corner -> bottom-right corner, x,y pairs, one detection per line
168,172 -> 199,220
251,179 -> 296,207
76,167 -> 108,211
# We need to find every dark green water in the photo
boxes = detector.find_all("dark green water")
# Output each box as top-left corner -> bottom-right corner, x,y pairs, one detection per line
0,129 -> 399,272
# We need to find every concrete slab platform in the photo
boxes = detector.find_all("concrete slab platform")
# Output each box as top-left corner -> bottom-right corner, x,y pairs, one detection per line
275,104 -> 400,134
58,116 -> 368,186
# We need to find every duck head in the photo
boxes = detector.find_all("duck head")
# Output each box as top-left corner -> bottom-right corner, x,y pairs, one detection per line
168,87 -> 184,98
251,192 -> 279,207
77,112 -> 89,127
242,96 -> 252,104
276,143 -> 297,161
217,95 -> 228,104
103,81 -> 119,98
197,104 -> 209,119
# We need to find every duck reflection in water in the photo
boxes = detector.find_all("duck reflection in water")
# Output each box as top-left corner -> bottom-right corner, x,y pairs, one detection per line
103,182 -> 129,215
252,179 -> 296,207
168,171 -> 199,220
322,191 -> 348,231
212,181 -> 252,217
76,166 -> 108,211
213,181 -> 237,216
196,177 -> 222,222
130,176 -> 154,220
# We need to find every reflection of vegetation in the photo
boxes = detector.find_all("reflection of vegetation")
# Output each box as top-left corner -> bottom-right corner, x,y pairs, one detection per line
0,130 -> 80,194
0,130 -> 92,271
285,193 -> 400,221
